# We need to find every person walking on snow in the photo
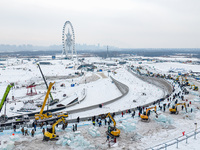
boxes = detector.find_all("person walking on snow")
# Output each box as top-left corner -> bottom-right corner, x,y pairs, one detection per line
75,124 -> 77,131
106,135 -> 110,142
132,110 -> 135,118
31,129 -> 35,137
121,111 -> 123,117
42,128 -> 45,135
13,124 -> 16,132
77,116 -> 80,123
25,128 -> 29,136
21,127 -> 24,135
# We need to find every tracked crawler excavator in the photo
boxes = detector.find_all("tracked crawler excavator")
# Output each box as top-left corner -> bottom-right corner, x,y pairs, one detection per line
43,117 -> 68,141
140,106 -> 157,122
169,103 -> 187,114
106,113 -> 120,138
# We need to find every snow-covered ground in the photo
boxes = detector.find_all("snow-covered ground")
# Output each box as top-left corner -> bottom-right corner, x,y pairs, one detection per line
0,56 -> 200,150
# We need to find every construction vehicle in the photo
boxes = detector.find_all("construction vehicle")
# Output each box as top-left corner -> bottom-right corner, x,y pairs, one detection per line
191,85 -> 198,91
43,117 -> 68,141
37,63 -> 59,105
0,84 -> 14,112
140,106 -> 157,121
35,82 -> 55,120
106,113 -> 120,138
169,103 -> 186,114
0,83 -> 14,121
55,112 -> 68,118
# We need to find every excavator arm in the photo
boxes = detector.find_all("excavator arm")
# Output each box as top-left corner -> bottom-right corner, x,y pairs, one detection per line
106,113 -> 116,127
52,117 -> 65,134
169,103 -> 186,114
43,117 -> 66,141
0,84 -> 14,112
105,112 -> 120,137
140,106 -> 157,121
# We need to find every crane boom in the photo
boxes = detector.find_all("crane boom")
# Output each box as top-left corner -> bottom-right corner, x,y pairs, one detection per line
39,82 -> 55,115
37,63 -> 54,101
0,84 -> 14,112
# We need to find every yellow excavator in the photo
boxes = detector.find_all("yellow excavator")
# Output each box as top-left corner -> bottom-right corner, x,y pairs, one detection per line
35,82 -> 55,120
43,117 -> 67,141
191,85 -> 198,91
169,103 -> 186,114
140,106 -> 157,121
106,113 -> 120,138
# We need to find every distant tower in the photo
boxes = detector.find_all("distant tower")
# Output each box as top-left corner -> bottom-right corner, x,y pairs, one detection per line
62,21 -> 77,59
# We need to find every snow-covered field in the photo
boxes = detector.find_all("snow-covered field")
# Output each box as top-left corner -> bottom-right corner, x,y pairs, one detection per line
0,56 -> 200,150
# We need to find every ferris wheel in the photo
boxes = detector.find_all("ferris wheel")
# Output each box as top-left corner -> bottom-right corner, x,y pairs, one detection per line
62,21 -> 77,59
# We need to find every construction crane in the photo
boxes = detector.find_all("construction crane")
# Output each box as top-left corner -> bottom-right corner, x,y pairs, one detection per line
140,106 -> 157,121
37,63 -> 59,106
35,82 -> 55,120
0,83 -> 14,121
169,103 -> 187,114
106,113 -> 120,138
43,117 -> 68,141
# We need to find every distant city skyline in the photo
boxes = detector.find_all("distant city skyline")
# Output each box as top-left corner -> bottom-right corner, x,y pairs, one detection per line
0,43 -> 119,52
0,0 -> 200,48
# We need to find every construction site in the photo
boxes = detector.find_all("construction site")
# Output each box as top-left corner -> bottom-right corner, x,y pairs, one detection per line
0,55 -> 200,149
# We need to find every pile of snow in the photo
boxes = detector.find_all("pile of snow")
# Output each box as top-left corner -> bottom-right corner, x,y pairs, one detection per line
88,126 -> 101,137
117,120 -> 136,133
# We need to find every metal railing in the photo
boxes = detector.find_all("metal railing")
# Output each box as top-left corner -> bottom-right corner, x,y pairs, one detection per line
147,127 -> 200,150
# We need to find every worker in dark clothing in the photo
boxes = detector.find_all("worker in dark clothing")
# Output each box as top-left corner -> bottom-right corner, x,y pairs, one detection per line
75,124 -> 77,131
13,124 -> 16,132
108,120 -> 110,126
77,116 -> 80,123
31,129 -> 35,137
105,119 -> 107,125
72,125 -> 75,132
25,128 -> 29,136
42,128 -> 45,135
106,135 -> 110,142
132,110 -> 135,118
21,127 -> 24,135
182,105 -> 184,110
62,124 -> 65,130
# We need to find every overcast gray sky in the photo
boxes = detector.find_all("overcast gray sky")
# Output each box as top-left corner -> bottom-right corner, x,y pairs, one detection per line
0,0 -> 200,48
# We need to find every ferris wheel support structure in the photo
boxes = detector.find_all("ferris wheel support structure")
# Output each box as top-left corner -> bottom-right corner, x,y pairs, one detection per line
62,21 -> 77,60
